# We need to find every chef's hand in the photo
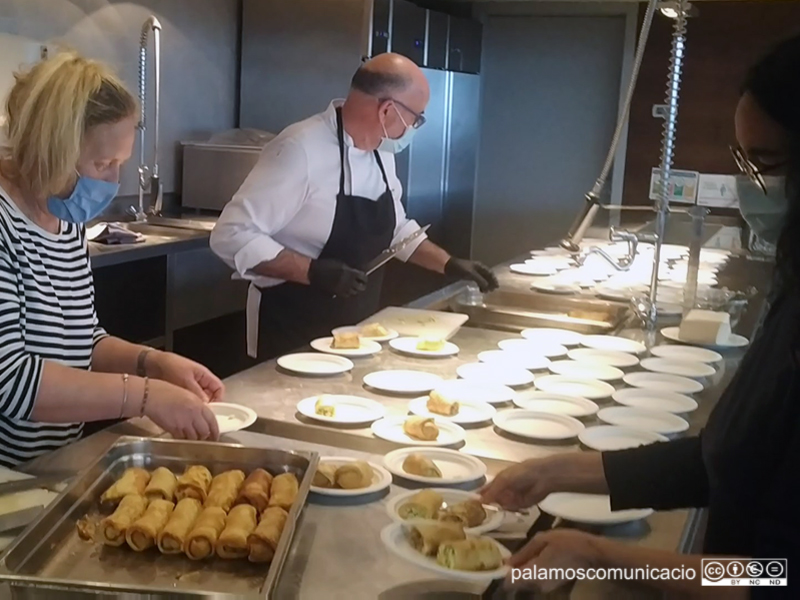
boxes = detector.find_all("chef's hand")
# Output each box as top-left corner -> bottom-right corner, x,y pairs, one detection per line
445,257 -> 498,292
144,379 -> 220,441
147,351 -> 225,403
308,258 -> 368,297
480,458 -> 554,511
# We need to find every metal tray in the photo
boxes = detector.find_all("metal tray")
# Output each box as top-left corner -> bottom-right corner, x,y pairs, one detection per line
0,436 -> 318,598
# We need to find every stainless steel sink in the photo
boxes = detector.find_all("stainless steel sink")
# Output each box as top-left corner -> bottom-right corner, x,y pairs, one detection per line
145,216 -> 215,232
120,222 -> 183,238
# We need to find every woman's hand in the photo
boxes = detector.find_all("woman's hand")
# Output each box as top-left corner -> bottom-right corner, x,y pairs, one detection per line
144,379 -> 220,441
480,458 -> 556,510
147,351 -> 224,403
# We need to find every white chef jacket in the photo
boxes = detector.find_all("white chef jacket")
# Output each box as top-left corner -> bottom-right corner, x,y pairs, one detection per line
210,100 -> 426,288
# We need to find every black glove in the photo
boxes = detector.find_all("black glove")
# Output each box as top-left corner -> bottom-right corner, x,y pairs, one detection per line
308,258 -> 368,297
445,257 -> 499,292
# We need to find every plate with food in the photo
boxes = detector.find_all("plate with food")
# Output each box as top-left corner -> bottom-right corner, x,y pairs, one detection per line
580,335 -> 647,355
579,425 -> 669,451
381,521 -> 510,581
310,334 -> 382,357
408,391 -> 496,425
456,363 -> 534,388
538,492 -> 652,525
661,326 -> 749,349
478,349 -> 551,372
566,348 -> 640,368
277,352 -> 354,376
363,370 -> 444,394
296,395 -> 386,424
389,337 -> 460,357
547,360 -> 624,382
333,322 -> 399,342
512,392 -> 598,418
371,416 -> 465,446
431,380 -> 516,406
383,448 -> 487,485
385,489 -> 504,535
493,410 -> 584,441
310,457 -> 391,497
521,328 -> 583,347
208,403 -> 257,434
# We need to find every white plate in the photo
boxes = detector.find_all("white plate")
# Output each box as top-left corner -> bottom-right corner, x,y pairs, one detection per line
612,389 -> 698,414
297,395 -> 386,424
534,375 -> 615,400
277,352 -> 354,376
531,281 -> 580,295
209,403 -> 257,434
650,345 -> 722,364
456,363 -> 534,388
521,328 -> 583,347
661,327 -> 750,349
386,489 -> 503,534
390,337 -> 460,357
409,396 -> 496,425
579,426 -> 669,451
539,492 -> 652,525
597,406 -> 689,435
498,339 -> 568,358
364,370 -> 444,394
310,336 -> 382,357
580,335 -> 647,355
623,372 -> 704,394
431,380 -> 517,406
478,350 -> 551,371
512,392 -> 598,418
371,417 -> 465,447
310,457 -> 392,497
383,448 -> 487,485
567,348 -> 639,368
380,522 -> 510,581
594,286 -> 647,302
547,360 -> 624,381
493,410 -> 584,440
510,263 -> 557,276
332,325 -> 399,343
640,357 -> 716,378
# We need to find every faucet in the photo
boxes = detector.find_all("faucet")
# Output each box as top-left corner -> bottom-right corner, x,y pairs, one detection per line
573,228 -> 650,272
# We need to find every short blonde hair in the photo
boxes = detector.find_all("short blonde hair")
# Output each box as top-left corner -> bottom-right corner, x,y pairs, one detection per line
4,51 -> 137,198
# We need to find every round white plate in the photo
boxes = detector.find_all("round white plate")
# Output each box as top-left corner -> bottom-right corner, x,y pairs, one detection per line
650,345 -> 722,364
364,370 -> 444,394
209,403 -> 257,434
640,357 -> 716,378
409,396 -> 496,425
510,263 -> 557,276
478,350 -> 551,372
386,489 -> 503,534
310,457 -> 392,497
534,375 -> 615,400
579,426 -> 668,451
580,335 -> 646,355
371,417 -> 465,447
623,372 -> 704,394
532,281 -> 580,295
493,410 -> 584,440
539,492 -> 652,525
278,352 -> 354,376
567,348 -> 639,368
297,395 -> 386,424
310,336 -> 382,357
456,363 -> 534,388
521,328 -> 583,347
547,360 -> 624,382
390,337 -> 460,358
612,389 -> 698,414
383,448 -> 487,485
332,325 -> 399,343
380,522 -> 510,581
597,406 -> 689,435
431,380 -> 517,406
661,327 -> 750,349
513,392 -> 598,418
498,339 -> 568,358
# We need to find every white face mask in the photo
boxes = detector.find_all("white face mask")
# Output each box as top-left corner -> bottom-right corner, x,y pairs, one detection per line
378,105 -> 417,154
736,175 -> 788,246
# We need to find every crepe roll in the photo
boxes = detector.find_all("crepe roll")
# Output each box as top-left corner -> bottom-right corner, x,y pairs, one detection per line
99,494 -> 148,546
100,467 -> 150,504
247,506 -> 289,563
175,465 -> 213,503
205,469 -> 246,511
234,469 -> 273,513
408,520 -> 465,556
145,467 -> 177,502
185,507 -> 227,560
216,504 -> 258,559
403,417 -> 439,441
397,489 -> 443,520
268,473 -> 298,510
126,499 -> 174,552
402,453 -> 442,478
427,390 -> 459,417
361,322 -> 389,338
436,537 -> 503,571
312,464 -> 337,489
157,498 -> 202,554
438,499 -> 486,529
335,461 -> 373,490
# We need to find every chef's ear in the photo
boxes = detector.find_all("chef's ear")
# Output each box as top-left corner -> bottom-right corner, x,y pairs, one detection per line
377,99 -> 394,123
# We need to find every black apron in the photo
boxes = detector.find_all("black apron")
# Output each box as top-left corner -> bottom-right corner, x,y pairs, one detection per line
254,108 -> 396,360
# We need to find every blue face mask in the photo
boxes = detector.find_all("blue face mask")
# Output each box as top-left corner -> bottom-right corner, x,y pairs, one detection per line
47,174 -> 119,224
736,175 -> 788,246
378,105 -> 417,154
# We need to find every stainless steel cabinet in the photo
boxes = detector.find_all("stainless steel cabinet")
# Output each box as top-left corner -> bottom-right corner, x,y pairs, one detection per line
448,16 -> 482,74
426,9 -> 449,70
391,0 -> 427,66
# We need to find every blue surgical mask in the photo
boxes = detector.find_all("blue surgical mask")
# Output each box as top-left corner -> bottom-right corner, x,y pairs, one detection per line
378,105 -> 417,154
736,175 -> 788,246
47,174 -> 119,224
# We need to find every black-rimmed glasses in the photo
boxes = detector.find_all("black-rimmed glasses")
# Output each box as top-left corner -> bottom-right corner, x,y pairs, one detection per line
730,145 -> 784,194
380,97 -> 426,129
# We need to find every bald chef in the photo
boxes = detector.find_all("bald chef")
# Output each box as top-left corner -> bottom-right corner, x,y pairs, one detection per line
211,54 -> 497,360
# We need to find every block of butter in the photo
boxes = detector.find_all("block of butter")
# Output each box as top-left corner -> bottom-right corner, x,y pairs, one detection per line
679,309 -> 731,345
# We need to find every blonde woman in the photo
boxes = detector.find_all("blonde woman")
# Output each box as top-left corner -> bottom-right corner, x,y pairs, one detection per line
0,52 -> 223,466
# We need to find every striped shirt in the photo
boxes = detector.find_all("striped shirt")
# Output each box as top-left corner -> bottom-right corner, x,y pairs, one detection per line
0,189 -> 106,467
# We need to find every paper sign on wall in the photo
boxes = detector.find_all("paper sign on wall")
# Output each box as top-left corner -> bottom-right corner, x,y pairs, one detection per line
649,168 -> 698,204
697,174 -> 739,208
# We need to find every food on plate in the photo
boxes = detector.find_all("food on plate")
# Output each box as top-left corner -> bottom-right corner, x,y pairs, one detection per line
99,494 -> 148,546
248,506 -> 289,563
334,461 -> 373,489
438,499 -> 487,528
144,467 -> 177,502
361,322 -> 390,338
234,468 -> 274,513
312,464 -> 337,488
204,469 -> 246,511
100,467 -> 150,504
175,465 -> 213,503
416,337 -> 445,352
407,521 -> 465,556
216,504 -> 258,559
398,489 -> 444,520
125,498 -> 175,552
157,498 -> 202,554
403,416 -> 439,441
314,395 -> 337,418
268,472 -> 299,510
185,506 -> 227,560
426,390 -> 460,416
436,537 -> 503,571
678,309 -> 731,344
402,453 -> 442,478
332,331 -> 361,349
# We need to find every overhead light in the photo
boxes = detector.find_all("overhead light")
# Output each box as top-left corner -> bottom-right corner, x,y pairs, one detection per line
659,1 -> 697,18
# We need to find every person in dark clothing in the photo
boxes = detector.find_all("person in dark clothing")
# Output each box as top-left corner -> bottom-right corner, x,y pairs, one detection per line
481,33 -> 800,597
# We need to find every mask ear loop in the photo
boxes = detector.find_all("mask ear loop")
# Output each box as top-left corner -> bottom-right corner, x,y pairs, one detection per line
382,104 -> 410,141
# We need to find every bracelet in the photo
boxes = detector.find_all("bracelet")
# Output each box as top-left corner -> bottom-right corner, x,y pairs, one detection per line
137,348 -> 152,378
140,377 -> 150,417
119,374 -> 129,419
